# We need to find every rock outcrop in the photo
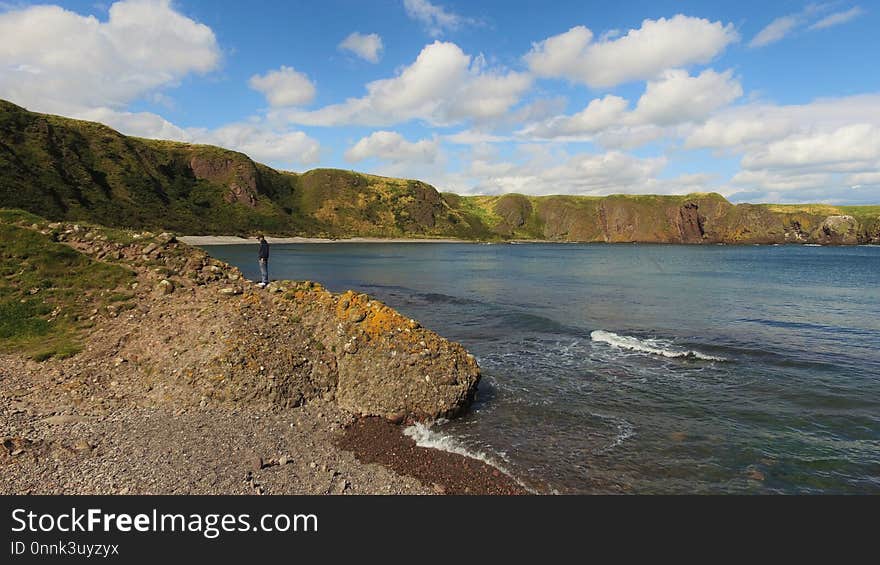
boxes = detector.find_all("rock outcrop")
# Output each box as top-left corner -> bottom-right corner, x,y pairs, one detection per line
816,215 -> 859,245
1,215 -> 481,422
189,156 -> 260,207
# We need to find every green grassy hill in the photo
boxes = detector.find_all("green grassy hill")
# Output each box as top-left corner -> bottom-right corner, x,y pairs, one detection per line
0,209 -> 134,360
2,99 -> 878,244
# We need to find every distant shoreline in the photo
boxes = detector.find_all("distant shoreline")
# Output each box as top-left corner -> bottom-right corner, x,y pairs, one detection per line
180,235 -> 880,247
180,235 -> 472,245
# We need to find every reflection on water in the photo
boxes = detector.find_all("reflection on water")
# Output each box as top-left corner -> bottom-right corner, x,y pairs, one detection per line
207,243 -> 880,494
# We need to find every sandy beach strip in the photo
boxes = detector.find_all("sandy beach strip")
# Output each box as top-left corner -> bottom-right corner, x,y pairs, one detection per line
180,235 -> 472,245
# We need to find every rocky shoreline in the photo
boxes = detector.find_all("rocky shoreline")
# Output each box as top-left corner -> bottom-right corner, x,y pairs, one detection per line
0,218 -> 521,495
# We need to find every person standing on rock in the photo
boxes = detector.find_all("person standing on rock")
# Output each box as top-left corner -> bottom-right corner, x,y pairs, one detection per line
257,235 -> 270,287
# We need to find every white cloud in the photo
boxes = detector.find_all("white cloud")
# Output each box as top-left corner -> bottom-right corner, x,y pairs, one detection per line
204,123 -> 321,166
631,69 -> 743,125
809,6 -> 866,30
685,94 -> 880,151
339,32 -> 383,63
249,66 -> 316,107
750,4 -> 865,48
524,16 -> 738,88
466,148 -> 671,196
731,170 -> 833,192
685,94 -> 880,199
521,69 -> 742,143
344,131 -> 440,164
279,41 -> 531,127
0,0 -> 220,115
594,125 -> 668,150
524,95 -> 629,138
741,124 -> 880,172
403,0 -> 474,37
443,130 -> 511,144
845,171 -> 880,186
749,14 -> 803,47
76,107 -> 321,168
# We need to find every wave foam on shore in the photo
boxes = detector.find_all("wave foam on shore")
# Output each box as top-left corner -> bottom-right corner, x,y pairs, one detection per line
403,423 -> 499,466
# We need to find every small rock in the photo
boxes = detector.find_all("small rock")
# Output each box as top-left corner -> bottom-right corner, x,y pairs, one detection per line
156,279 -> 174,295
219,287 -> 242,296
250,456 -> 264,472
279,455 -> 290,466
386,412 -> 406,424
349,311 -> 367,323
432,483 -> 447,495
143,243 -> 159,255
73,440 -> 92,452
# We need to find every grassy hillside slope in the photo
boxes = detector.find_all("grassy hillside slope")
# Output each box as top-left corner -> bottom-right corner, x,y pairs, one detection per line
2,99 -> 878,244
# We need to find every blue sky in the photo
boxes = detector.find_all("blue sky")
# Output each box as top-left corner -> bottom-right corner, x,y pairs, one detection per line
1,0 -> 879,203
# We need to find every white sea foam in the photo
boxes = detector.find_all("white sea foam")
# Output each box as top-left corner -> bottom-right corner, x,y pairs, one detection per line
402,422 -> 543,491
403,422 -> 499,467
590,330 -> 726,362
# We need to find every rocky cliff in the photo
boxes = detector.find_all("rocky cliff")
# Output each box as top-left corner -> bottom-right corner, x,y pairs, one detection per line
2,99 -> 878,244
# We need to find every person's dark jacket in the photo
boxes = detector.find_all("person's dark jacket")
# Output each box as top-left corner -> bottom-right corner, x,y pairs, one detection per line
259,240 -> 269,260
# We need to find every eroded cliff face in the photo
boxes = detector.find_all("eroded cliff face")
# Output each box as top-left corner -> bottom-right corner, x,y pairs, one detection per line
478,193 -> 879,245
188,156 -> 260,207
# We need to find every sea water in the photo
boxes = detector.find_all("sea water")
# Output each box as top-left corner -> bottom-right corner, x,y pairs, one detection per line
208,243 -> 880,494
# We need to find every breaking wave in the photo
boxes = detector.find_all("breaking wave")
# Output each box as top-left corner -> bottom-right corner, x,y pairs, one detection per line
403,422 -> 501,467
590,330 -> 726,362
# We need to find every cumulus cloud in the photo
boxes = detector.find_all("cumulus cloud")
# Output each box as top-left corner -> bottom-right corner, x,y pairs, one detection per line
525,95 -> 629,138
339,32 -> 383,63
741,124 -> 880,172
521,69 -> 742,143
693,96 -> 880,201
279,41 -> 531,127
685,94 -> 880,151
631,69 -> 743,125
345,131 -> 440,163
524,15 -> 738,88
249,66 -> 316,107
403,0 -> 475,37
0,0 -> 220,115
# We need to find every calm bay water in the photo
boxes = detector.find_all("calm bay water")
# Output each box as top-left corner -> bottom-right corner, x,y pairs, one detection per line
207,243 -> 880,494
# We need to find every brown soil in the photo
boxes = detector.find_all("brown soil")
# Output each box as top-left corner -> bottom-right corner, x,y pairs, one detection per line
337,417 -> 527,495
